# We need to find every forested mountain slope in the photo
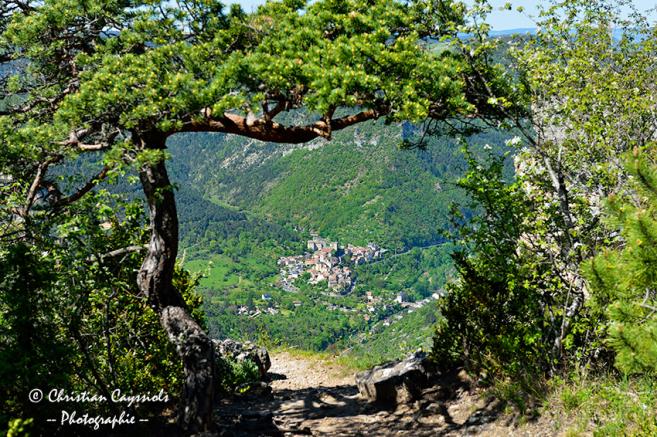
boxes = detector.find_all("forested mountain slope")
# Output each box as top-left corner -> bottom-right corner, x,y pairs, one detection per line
54,99 -> 512,364
168,120 -> 508,251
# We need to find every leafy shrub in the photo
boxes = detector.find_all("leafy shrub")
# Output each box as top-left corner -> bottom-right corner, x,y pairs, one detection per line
214,357 -> 261,395
0,194 -> 206,434
432,149 -> 548,376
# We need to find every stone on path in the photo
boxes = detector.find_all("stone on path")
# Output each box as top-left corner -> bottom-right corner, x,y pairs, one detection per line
355,351 -> 434,405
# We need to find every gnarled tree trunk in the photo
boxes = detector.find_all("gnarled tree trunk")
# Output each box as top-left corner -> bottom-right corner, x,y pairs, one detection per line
136,133 -> 214,433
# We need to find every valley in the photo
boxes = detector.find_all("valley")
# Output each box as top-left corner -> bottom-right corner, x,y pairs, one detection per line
169,120 -> 509,365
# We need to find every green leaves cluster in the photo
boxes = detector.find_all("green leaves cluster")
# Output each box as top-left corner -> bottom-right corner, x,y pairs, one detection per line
512,0 -> 657,194
432,148 -> 556,377
1,0 -> 495,143
0,189 -> 202,433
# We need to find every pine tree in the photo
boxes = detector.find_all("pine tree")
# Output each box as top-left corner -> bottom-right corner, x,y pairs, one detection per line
586,146 -> 657,374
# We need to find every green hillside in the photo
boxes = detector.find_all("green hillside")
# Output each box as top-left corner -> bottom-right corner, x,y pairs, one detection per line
168,120 -> 509,251
167,120 -> 510,359
55,119 -> 508,360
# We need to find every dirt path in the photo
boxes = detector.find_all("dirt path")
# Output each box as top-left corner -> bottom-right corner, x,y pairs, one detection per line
268,352 -> 353,391
216,352 -> 546,436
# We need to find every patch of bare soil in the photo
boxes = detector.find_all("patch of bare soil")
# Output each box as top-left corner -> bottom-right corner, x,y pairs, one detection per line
268,352 -> 353,391
214,353 -> 555,436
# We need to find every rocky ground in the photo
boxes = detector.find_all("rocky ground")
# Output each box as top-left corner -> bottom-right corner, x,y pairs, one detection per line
214,352 -> 553,437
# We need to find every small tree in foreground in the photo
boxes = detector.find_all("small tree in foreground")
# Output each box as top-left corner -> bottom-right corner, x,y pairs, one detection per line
432,148 -> 557,381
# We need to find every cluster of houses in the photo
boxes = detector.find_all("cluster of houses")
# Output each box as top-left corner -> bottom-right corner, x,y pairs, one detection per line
277,236 -> 385,292
344,243 -> 384,265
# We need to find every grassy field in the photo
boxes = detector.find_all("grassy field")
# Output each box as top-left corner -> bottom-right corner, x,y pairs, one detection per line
544,374 -> 657,436
186,254 -> 278,291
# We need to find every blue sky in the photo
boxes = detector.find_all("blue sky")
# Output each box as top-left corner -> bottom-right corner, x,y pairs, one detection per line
228,1 -> 656,30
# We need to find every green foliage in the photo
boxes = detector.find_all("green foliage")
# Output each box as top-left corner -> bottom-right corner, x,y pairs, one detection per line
215,357 -> 261,395
0,244 -> 73,432
0,0 -> 497,145
211,353 -> 261,396
431,147 -> 554,377
585,147 -> 657,375
431,0 -> 657,385
0,190 -> 206,434
6,418 -> 34,437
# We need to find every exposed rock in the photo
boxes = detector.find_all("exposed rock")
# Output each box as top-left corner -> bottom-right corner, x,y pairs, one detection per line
213,339 -> 271,379
355,351 -> 435,405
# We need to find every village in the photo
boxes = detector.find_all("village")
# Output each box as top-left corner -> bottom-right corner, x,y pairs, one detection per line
230,236 -> 443,325
277,236 -> 386,292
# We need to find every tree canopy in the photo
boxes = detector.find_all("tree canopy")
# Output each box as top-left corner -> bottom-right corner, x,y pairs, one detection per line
432,0 -> 657,391
1,0 -> 510,158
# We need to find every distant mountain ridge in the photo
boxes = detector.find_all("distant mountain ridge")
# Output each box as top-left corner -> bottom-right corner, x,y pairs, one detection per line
489,27 -> 536,36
